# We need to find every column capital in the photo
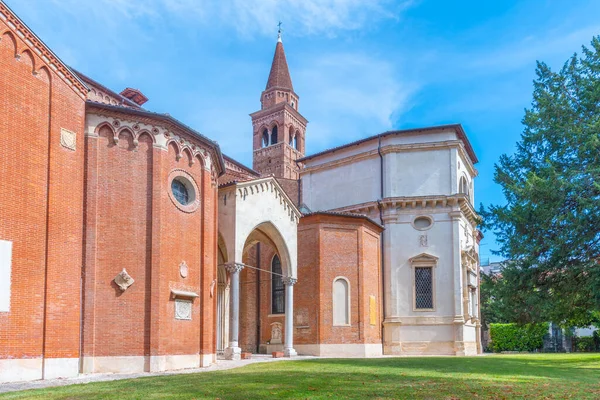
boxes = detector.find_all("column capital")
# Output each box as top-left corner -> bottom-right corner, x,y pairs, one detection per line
282,277 -> 297,286
224,262 -> 244,274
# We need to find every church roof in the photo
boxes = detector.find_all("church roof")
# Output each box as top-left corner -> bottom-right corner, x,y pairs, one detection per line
297,124 -> 479,165
265,41 -> 294,91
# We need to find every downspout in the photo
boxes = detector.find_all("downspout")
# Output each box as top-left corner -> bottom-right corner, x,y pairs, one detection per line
377,136 -> 386,353
256,243 -> 261,353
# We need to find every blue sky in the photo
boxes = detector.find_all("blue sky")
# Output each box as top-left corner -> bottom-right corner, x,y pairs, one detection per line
7,0 -> 600,262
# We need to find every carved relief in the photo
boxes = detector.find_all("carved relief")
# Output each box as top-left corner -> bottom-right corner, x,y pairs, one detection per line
114,268 -> 134,291
270,322 -> 283,344
60,128 -> 76,151
419,234 -> 428,247
175,299 -> 192,320
179,261 -> 189,278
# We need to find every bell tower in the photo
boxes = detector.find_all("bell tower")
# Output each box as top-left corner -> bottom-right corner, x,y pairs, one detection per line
251,27 -> 307,179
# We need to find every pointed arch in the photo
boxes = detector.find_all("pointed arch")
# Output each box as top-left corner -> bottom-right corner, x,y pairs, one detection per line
36,65 -> 51,84
0,31 -> 18,58
167,140 -> 180,158
182,147 -> 193,165
19,49 -> 36,73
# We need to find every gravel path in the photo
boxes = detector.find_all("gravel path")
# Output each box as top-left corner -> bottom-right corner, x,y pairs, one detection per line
0,355 -> 316,394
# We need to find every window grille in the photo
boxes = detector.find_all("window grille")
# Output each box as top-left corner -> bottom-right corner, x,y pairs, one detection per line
171,179 -> 189,205
271,255 -> 285,314
415,267 -> 433,309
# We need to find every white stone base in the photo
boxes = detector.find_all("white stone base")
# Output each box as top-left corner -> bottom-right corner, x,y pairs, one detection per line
81,356 -> 147,374
0,358 -> 42,383
295,344 -> 382,357
43,358 -> 79,380
283,347 -> 297,357
265,344 -> 284,354
224,346 -> 241,360
149,355 -> 201,372
200,353 -> 214,367
82,354 -> 210,374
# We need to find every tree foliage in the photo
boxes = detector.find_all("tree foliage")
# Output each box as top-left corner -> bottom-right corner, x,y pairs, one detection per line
481,36 -> 600,327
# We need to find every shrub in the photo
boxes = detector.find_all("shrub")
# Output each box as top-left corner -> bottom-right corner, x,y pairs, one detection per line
574,337 -> 596,352
489,323 -> 549,353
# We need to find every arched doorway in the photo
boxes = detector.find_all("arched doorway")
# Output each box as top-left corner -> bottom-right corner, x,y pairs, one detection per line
217,177 -> 300,360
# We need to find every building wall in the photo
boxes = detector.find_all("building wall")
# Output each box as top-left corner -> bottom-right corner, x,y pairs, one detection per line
82,115 -> 219,374
0,16 -> 86,383
299,128 -> 481,356
294,214 -> 383,357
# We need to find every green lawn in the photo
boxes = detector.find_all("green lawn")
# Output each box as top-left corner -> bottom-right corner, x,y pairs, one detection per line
2,354 -> 600,399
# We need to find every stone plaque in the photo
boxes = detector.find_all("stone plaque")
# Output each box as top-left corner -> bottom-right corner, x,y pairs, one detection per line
175,299 -> 192,320
114,268 -> 134,291
60,128 -> 76,151
179,261 -> 188,278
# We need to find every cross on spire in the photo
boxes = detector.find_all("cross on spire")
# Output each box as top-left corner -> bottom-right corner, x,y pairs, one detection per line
277,21 -> 282,42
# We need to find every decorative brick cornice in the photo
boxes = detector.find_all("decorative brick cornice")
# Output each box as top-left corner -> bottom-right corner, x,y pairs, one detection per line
0,1 -> 88,99
86,104 -> 225,176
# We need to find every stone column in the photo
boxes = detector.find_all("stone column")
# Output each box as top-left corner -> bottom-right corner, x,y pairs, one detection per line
283,277 -> 297,357
224,263 -> 243,360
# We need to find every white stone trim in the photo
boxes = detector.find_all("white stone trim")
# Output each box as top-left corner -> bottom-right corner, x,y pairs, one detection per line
43,358 -> 79,380
170,289 -> 199,298
81,356 -> 146,374
295,344 -> 382,357
149,355 -> 201,372
0,358 -> 42,383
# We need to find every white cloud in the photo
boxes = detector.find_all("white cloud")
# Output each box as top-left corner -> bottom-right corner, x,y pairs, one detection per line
48,0 -> 412,38
296,52 -> 415,150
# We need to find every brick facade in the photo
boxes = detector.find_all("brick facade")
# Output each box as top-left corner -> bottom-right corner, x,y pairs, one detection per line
294,213 -> 383,355
0,6 -> 87,381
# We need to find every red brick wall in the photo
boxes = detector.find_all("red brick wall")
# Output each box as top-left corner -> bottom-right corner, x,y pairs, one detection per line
0,24 -> 85,362
295,214 -> 383,346
82,133 -> 218,362
83,126 -> 153,358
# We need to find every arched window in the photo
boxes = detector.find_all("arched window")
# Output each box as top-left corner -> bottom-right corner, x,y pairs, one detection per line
271,125 -> 278,145
271,255 -> 285,314
294,131 -> 299,150
333,277 -> 350,326
288,126 -> 294,146
262,129 -> 269,148
459,176 -> 470,202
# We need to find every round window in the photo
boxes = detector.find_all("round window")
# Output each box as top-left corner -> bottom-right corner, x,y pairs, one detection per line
167,170 -> 200,213
171,178 -> 190,205
413,216 -> 433,230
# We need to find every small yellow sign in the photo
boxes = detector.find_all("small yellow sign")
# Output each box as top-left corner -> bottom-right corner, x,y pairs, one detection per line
369,295 -> 377,325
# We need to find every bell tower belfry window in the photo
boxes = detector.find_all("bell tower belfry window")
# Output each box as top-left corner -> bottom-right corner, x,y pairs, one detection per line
250,25 -> 308,179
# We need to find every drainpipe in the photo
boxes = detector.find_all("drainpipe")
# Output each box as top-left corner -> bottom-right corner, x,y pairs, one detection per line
256,243 -> 261,353
377,136 -> 386,353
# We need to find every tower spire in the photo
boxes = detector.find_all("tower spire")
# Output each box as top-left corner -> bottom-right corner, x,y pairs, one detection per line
265,25 -> 293,91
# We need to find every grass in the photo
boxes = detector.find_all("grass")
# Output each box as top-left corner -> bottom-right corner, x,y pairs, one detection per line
2,354 -> 600,399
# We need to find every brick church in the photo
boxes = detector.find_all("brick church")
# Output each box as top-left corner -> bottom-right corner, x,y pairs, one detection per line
0,1 -> 482,383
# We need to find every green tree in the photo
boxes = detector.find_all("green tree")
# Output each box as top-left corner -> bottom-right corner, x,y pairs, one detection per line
481,36 -> 600,328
